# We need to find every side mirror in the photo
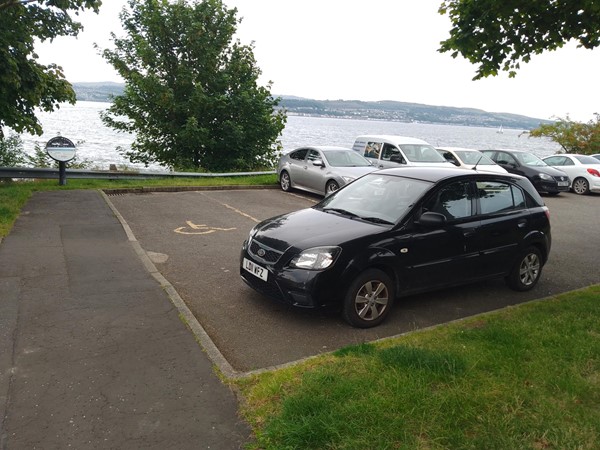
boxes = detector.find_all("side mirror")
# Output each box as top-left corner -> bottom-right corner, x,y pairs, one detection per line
312,158 -> 325,167
417,211 -> 447,227
390,154 -> 406,164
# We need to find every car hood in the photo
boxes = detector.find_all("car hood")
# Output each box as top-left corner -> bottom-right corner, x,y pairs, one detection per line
331,166 -> 378,179
469,165 -> 508,174
534,165 -> 569,177
252,207 -> 383,252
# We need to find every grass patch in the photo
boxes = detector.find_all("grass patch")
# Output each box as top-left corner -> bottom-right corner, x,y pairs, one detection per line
0,174 -> 277,238
235,286 -> 600,449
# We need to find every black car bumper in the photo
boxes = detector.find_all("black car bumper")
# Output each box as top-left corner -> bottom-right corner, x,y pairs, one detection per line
240,244 -> 343,309
533,179 -> 569,194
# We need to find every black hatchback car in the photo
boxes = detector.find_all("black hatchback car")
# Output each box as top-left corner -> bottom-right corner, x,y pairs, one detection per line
480,149 -> 570,195
240,168 -> 552,328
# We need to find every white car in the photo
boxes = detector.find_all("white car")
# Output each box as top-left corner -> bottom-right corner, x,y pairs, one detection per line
542,154 -> 600,195
436,147 -> 508,174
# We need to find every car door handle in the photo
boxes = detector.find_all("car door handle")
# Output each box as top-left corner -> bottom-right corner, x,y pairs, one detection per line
518,220 -> 528,228
463,229 -> 478,238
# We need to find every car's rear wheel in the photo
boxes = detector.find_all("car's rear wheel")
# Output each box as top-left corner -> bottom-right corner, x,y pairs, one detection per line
280,171 -> 291,192
326,180 -> 339,194
572,177 -> 589,195
342,269 -> 394,328
506,246 -> 543,291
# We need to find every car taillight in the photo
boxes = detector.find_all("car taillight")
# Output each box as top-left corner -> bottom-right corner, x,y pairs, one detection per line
587,168 -> 600,177
542,206 -> 550,220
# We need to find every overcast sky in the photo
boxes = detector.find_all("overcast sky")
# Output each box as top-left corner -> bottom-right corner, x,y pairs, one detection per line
36,0 -> 600,122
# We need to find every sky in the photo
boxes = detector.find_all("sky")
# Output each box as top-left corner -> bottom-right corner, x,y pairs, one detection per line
35,0 -> 600,122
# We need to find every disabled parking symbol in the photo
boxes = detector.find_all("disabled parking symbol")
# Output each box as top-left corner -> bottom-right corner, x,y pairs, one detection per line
174,220 -> 236,235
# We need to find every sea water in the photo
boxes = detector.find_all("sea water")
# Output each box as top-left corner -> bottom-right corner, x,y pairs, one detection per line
21,101 -> 561,171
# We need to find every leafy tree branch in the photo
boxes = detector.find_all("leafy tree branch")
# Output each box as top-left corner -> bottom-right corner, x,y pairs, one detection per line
438,1 -> 600,80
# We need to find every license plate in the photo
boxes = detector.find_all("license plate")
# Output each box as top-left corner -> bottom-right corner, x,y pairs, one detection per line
558,181 -> 569,187
243,258 -> 268,281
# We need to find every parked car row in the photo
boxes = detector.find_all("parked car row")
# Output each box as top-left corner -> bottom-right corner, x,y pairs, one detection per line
277,135 -> 600,197
240,134 -> 591,328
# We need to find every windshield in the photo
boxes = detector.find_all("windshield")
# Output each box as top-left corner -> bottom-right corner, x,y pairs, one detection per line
514,152 -> 547,167
317,173 -> 431,224
323,150 -> 372,167
455,150 -> 497,165
400,144 -> 447,163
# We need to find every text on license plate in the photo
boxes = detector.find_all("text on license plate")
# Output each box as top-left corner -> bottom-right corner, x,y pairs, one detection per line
558,181 -> 569,187
243,258 -> 268,281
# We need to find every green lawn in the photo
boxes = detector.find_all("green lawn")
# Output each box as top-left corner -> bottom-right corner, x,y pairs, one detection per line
0,175 -> 277,237
235,286 -> 600,449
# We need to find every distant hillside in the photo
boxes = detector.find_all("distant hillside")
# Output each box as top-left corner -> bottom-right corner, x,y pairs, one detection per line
72,82 -> 551,129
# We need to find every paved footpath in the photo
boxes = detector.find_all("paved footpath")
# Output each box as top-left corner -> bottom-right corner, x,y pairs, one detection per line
0,190 -> 250,449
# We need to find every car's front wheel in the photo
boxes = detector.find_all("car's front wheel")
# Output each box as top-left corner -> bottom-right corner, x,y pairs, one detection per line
572,177 -> 590,195
342,269 -> 394,328
326,180 -> 339,195
506,246 -> 543,291
280,171 -> 291,192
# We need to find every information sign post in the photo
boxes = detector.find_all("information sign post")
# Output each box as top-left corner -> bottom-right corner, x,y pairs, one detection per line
45,136 -> 77,186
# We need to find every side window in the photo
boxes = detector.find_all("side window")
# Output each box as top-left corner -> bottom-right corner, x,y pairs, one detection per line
440,151 -> 459,166
307,150 -> 321,162
496,152 -> 517,165
290,149 -> 308,161
477,181 -> 525,214
423,181 -> 472,221
545,156 -> 565,166
381,144 -> 403,162
364,142 -> 382,158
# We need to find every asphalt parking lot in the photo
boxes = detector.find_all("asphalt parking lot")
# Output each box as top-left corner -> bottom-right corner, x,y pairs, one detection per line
108,189 -> 599,373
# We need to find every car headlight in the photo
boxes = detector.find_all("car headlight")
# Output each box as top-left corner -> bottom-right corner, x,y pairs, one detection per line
538,173 -> 553,181
342,176 -> 355,183
289,246 -> 341,270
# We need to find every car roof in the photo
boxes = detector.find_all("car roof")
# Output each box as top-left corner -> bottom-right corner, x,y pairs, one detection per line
374,166 -> 519,182
480,148 -> 530,154
304,146 -> 353,152
356,135 -> 431,145
286,146 -> 353,154
436,147 -> 480,152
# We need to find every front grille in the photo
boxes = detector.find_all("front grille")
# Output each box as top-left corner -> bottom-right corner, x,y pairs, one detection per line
553,175 -> 569,182
249,238 -> 283,264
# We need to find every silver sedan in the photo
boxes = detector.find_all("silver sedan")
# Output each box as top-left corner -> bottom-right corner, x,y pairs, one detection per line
278,146 -> 378,196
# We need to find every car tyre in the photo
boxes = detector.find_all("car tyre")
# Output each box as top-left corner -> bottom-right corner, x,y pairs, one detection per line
572,177 -> 589,195
326,180 -> 339,194
280,171 -> 291,192
506,246 -> 543,291
342,269 -> 394,328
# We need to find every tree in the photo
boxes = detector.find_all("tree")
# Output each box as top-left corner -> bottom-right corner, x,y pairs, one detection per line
529,114 -> 600,155
0,0 -> 102,139
438,1 -> 600,79
100,0 -> 286,172
0,133 -> 26,167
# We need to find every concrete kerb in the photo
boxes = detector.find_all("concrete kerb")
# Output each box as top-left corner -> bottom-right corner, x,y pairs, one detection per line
99,188 -> 241,379
102,184 -> 280,196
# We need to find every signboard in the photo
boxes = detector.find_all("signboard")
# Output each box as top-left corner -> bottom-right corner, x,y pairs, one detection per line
45,136 -> 76,162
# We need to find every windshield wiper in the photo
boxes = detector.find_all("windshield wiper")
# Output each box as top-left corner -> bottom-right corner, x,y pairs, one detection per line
323,208 -> 360,218
359,216 -> 394,225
